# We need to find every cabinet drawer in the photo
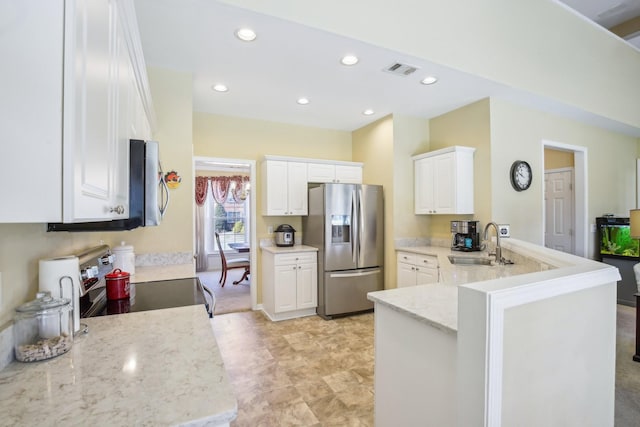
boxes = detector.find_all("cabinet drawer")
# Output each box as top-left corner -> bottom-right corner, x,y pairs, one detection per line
274,252 -> 317,266
415,255 -> 438,270
397,252 -> 416,264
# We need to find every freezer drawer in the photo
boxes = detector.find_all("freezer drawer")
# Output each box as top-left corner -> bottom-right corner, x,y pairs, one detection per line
321,267 -> 383,318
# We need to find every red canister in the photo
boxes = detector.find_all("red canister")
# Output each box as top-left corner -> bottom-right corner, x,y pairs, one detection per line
105,268 -> 130,300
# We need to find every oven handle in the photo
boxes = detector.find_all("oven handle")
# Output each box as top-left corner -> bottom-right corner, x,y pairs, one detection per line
200,283 -> 215,318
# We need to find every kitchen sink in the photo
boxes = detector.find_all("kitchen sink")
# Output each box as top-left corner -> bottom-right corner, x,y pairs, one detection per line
447,255 -> 493,266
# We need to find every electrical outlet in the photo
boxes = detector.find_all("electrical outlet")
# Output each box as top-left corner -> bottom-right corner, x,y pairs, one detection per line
0,272 -> 2,306
267,226 -> 273,235
590,223 -> 597,233
498,224 -> 510,238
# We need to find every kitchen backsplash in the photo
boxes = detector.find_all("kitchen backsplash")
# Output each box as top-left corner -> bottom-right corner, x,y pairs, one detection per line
135,252 -> 193,266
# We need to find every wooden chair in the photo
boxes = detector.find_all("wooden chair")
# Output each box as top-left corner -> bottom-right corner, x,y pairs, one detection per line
215,232 -> 250,287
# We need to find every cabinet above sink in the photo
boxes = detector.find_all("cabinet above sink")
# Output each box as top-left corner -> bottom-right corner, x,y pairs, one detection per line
412,146 -> 475,215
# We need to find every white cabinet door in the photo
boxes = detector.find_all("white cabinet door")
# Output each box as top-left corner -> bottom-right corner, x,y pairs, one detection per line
0,0 -> 64,222
334,165 -> 362,183
63,0 -> 133,222
287,162 -> 308,215
274,264 -> 297,313
433,153 -> 454,214
307,163 -> 363,184
262,160 -> 308,216
416,268 -> 438,285
262,160 -> 289,215
414,157 -> 435,214
307,163 -> 335,183
397,262 -> 417,288
296,262 -> 318,309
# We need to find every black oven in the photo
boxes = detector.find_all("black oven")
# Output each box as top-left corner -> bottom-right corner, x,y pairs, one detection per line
80,277 -> 214,318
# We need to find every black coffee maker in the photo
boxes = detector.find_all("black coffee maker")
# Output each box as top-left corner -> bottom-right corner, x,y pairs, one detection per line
451,220 -> 481,252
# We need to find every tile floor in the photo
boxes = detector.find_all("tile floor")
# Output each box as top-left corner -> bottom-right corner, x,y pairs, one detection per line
211,311 -> 374,426
212,305 -> 640,426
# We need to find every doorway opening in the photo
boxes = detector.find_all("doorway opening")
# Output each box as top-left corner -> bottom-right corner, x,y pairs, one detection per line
542,141 -> 588,257
193,156 -> 257,314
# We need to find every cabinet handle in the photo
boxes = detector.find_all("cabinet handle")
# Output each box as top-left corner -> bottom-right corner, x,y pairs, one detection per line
110,205 -> 125,215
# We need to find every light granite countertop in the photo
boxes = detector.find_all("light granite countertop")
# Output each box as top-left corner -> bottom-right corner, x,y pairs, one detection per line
368,239 -> 567,334
0,305 -> 237,426
260,244 -> 318,254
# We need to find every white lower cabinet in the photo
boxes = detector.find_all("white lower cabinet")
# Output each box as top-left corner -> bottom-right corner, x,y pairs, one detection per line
396,252 -> 438,287
262,249 -> 318,321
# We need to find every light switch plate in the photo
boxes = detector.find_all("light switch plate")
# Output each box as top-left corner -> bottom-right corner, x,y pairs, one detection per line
498,224 -> 510,238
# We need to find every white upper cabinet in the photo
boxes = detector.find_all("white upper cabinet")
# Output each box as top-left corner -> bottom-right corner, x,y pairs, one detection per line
0,0 -> 65,222
307,163 -> 363,184
262,160 -> 308,216
413,146 -> 475,215
0,0 -> 153,223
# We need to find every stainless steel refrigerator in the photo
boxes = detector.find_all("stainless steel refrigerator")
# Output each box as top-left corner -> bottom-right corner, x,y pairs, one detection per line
303,183 -> 384,319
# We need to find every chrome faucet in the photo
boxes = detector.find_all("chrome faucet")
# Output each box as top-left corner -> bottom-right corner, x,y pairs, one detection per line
484,222 -> 503,264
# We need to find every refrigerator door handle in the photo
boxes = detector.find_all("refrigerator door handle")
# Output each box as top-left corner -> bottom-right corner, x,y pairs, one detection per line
330,269 -> 381,278
358,187 -> 365,266
351,190 -> 357,264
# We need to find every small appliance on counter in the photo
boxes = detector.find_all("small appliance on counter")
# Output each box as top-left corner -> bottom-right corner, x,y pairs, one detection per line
275,224 -> 296,247
451,220 -> 482,252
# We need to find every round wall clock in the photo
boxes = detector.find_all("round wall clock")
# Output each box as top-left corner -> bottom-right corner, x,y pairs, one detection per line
510,160 -> 532,191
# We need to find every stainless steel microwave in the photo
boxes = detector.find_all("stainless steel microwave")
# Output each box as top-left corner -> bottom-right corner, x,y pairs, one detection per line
47,140 -> 168,232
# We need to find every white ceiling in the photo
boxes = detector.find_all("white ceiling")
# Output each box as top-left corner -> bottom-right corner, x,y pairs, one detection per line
134,0 -> 639,135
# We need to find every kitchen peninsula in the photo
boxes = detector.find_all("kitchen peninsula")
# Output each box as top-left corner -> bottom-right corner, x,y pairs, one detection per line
369,239 -> 620,426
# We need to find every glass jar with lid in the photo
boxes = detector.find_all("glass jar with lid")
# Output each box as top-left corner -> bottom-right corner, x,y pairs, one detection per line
13,291 -> 73,362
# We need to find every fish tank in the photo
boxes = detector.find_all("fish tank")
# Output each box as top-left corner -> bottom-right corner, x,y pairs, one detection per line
596,216 -> 640,260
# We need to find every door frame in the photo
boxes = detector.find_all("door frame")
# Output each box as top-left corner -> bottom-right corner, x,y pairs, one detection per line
192,156 -> 258,310
541,140 -> 588,257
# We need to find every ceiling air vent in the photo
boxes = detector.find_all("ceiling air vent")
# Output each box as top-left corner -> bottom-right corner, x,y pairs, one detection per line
383,62 -> 419,76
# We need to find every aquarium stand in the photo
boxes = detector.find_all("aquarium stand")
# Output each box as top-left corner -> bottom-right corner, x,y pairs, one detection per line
601,255 -> 638,307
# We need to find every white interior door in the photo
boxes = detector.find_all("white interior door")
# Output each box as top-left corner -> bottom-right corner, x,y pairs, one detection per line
544,169 -> 575,253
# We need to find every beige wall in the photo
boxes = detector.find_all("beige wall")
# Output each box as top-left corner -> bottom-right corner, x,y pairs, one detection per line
490,98 -> 639,256
544,148 -> 575,170
428,99 -> 492,239
220,0 -> 640,130
193,112 -> 352,302
101,67 -> 195,254
392,115 -> 431,240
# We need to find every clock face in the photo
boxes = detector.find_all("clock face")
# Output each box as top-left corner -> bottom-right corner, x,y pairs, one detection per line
510,161 -> 532,191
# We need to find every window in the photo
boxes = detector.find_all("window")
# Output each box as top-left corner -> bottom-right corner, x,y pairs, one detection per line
204,190 -> 250,253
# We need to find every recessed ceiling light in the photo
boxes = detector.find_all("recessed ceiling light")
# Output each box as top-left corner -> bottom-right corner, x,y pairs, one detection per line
235,28 -> 257,42
212,84 -> 228,92
363,109 -> 375,116
421,76 -> 438,85
341,55 -> 359,66
297,97 -> 310,105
